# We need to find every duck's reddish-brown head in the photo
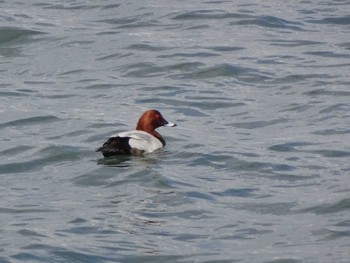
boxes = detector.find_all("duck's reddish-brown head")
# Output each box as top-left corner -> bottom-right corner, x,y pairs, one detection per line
136,109 -> 176,133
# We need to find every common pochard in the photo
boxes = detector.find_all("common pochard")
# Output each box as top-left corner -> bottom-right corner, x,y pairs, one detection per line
97,109 -> 176,157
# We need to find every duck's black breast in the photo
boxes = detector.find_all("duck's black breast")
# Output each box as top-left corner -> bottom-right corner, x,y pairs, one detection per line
96,136 -> 132,157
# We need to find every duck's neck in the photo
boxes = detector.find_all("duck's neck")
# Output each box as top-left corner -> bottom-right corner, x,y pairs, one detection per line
136,126 -> 166,146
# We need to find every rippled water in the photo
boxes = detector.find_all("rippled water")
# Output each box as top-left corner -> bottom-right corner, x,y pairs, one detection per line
1,1 -> 350,262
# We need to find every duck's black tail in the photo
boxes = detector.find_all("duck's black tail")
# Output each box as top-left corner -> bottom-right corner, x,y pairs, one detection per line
96,136 -> 132,157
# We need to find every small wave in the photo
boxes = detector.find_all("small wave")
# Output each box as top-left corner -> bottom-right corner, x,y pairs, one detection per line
232,15 -> 304,31
126,44 -> 168,52
269,142 -> 316,152
231,118 -> 288,129
308,150 -> 350,158
299,198 -> 350,215
312,128 -> 350,135
304,89 -> 350,97
211,188 -> 257,198
0,115 -> 61,130
0,27 -> 44,44
307,15 -> 350,25
0,145 -> 83,175
171,10 -> 247,20
175,63 -> 273,83
304,51 -> 350,58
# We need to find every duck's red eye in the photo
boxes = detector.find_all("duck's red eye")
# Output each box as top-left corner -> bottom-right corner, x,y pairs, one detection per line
155,114 -> 161,119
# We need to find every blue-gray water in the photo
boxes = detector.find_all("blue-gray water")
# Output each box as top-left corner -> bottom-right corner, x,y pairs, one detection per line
1,1 -> 350,262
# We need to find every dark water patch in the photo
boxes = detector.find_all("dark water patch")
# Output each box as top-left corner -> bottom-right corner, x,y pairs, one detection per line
60,40 -> 95,48
270,143 -> 349,158
171,10 -> 247,20
185,191 -> 216,201
158,51 -> 218,58
11,252 -> 48,262
312,62 -> 350,69
304,88 -> 350,97
304,51 -> 350,58
17,229 -> 47,237
178,152 -> 233,169
122,61 -> 204,78
269,173 -> 320,183
335,220 -> 350,228
319,103 -> 348,114
136,97 -> 237,110
308,150 -> 350,158
97,16 -> 139,25
307,15 -> 350,25
96,52 -> 133,60
271,164 -> 296,172
231,118 -> 288,129
122,254 -> 187,263
80,83 -> 116,90
0,115 -> 60,129
35,22 -> 56,28
0,207 -> 56,214
35,2 -> 99,10
68,218 -> 87,224
185,24 -> 211,30
273,74 -> 331,84
173,233 -> 210,242
86,122 -> 125,129
0,145 -> 35,156
232,15 -> 304,31
44,94 -> 79,99
74,166 -> 127,186
269,142 -> 317,152
127,44 -> 168,52
175,63 -> 272,82
263,259 -> 301,263
299,198 -> 350,214
120,62 -> 164,78
22,80 -> 54,86
101,4 -> 121,10
59,69 -> 87,76
236,202 -> 296,215
316,228 -> 350,241
140,209 -> 213,220
312,128 -> 350,135
98,15 -> 160,29
279,104 -> 312,113
59,226 -> 118,235
268,39 -> 323,47
338,42 -> 350,50
234,159 -> 271,172
51,249 -> 112,263
0,145 -> 83,175
174,107 -> 208,117
0,27 -> 44,44
18,243 -> 115,262
0,257 -> 11,263
226,228 -> 273,240
207,46 -> 245,52
0,90 -> 28,97
75,162 -> 168,188
48,129 -> 92,140
116,20 -> 161,29
211,188 -> 257,197
141,85 -> 187,97
257,58 -> 287,65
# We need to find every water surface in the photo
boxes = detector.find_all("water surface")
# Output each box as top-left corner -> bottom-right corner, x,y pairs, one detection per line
1,1 -> 350,262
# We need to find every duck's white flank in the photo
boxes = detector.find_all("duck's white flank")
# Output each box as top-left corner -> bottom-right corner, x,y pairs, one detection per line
116,130 -> 163,153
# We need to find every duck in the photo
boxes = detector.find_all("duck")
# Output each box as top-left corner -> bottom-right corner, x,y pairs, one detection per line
97,109 -> 176,157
